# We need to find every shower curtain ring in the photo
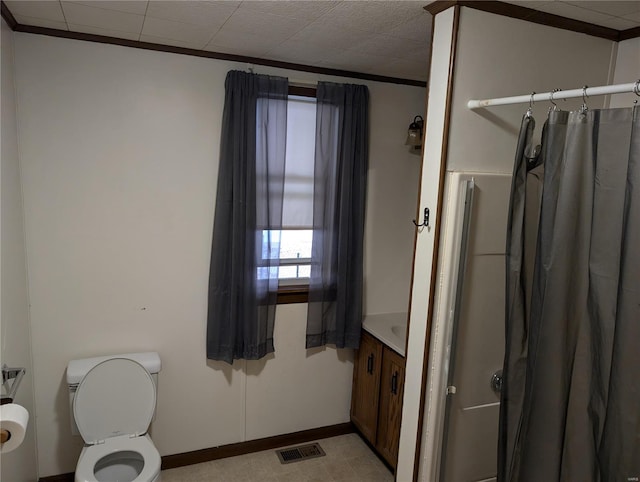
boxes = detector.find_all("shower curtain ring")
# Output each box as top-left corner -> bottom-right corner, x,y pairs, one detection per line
634,79 -> 640,104
580,85 -> 589,113
549,88 -> 560,112
526,92 -> 535,118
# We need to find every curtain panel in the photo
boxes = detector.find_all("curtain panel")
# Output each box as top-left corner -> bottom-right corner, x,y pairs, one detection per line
207,71 -> 288,364
306,81 -> 370,349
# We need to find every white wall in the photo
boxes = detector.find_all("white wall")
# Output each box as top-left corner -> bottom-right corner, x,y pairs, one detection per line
12,33 -> 423,477
447,7 -> 614,174
417,7 -> 615,481
610,37 -> 640,108
0,19 -> 38,482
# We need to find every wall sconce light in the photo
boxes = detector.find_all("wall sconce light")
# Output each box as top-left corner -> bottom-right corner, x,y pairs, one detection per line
405,115 -> 424,149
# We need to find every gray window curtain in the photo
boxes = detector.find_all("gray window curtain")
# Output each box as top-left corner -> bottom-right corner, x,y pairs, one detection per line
207,70 -> 288,364
500,107 -> 640,482
306,81 -> 369,349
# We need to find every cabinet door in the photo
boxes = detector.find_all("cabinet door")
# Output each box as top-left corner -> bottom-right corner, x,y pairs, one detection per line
376,346 -> 406,468
351,331 -> 383,445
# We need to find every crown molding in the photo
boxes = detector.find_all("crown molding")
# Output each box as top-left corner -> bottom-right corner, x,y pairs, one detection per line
423,1 -> 638,42
1,0 -> 17,30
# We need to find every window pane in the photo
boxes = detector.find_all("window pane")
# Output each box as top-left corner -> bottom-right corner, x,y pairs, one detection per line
261,230 -> 312,261
258,229 -> 312,282
261,230 -> 281,260
279,230 -> 312,260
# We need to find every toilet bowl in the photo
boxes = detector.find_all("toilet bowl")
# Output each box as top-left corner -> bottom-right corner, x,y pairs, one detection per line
69,356 -> 162,482
75,434 -> 160,482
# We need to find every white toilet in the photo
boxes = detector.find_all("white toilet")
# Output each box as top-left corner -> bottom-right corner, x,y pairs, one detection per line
67,352 -> 162,482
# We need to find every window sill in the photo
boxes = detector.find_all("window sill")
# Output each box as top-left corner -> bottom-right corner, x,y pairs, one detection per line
277,285 -> 309,304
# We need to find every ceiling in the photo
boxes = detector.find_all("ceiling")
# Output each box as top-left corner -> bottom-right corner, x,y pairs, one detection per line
4,1 -> 640,83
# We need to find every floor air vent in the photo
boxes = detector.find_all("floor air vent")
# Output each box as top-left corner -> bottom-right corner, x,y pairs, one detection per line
276,443 -> 326,464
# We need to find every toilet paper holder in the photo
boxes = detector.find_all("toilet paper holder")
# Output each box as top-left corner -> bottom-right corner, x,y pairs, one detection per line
1,365 -> 26,405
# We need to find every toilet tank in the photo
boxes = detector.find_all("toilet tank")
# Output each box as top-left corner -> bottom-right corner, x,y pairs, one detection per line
66,352 -> 161,436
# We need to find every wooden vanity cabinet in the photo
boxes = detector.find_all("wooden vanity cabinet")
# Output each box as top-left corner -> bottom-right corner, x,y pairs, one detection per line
351,330 -> 406,468
351,330 -> 383,444
376,346 -> 405,466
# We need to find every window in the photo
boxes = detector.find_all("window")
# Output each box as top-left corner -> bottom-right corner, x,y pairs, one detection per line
260,90 -> 317,302
279,94 -> 315,284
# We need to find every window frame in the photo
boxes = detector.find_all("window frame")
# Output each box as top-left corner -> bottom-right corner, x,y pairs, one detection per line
276,85 -> 317,305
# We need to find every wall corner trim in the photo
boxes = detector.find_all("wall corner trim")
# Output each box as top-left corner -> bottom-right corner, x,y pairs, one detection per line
411,5 -> 461,481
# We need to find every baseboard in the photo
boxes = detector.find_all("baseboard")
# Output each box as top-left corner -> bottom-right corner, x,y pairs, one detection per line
38,475 -> 74,482
38,422 -> 355,481
162,422 -> 355,470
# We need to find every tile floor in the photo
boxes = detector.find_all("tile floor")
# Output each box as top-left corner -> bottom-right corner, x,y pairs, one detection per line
160,433 -> 394,482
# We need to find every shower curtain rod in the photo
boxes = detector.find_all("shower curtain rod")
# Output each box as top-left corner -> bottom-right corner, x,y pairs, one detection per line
467,81 -> 638,109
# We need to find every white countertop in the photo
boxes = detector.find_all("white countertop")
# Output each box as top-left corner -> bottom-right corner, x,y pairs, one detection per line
362,312 -> 408,357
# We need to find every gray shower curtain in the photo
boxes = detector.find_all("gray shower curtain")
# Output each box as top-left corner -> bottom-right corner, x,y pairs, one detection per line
207,71 -> 288,364
306,81 -> 369,349
500,107 -> 640,482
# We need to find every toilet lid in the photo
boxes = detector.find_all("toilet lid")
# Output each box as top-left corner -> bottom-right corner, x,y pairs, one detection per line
74,358 -> 156,445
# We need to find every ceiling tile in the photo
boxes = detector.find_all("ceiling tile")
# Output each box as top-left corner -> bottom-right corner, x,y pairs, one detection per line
68,23 -> 140,40
206,29 -> 284,58
315,1 -> 424,35
5,1 -> 65,22
61,2 -> 144,33
145,0 -> 238,27
621,10 -> 640,23
13,14 -> 68,30
593,15 -> 638,29
356,34 -> 425,62
69,1 -> 149,16
385,12 -> 432,42
563,1 -> 640,17
502,1 -> 555,10
323,49 -> 395,74
140,33 -> 207,51
535,2 -> 619,25
219,8 -> 311,40
288,23 -> 370,51
237,1 -> 339,21
141,16 -> 215,46
264,39 -> 343,65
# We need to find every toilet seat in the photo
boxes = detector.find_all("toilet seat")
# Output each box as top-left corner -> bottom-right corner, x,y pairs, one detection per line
74,358 -> 156,444
75,434 -> 160,482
